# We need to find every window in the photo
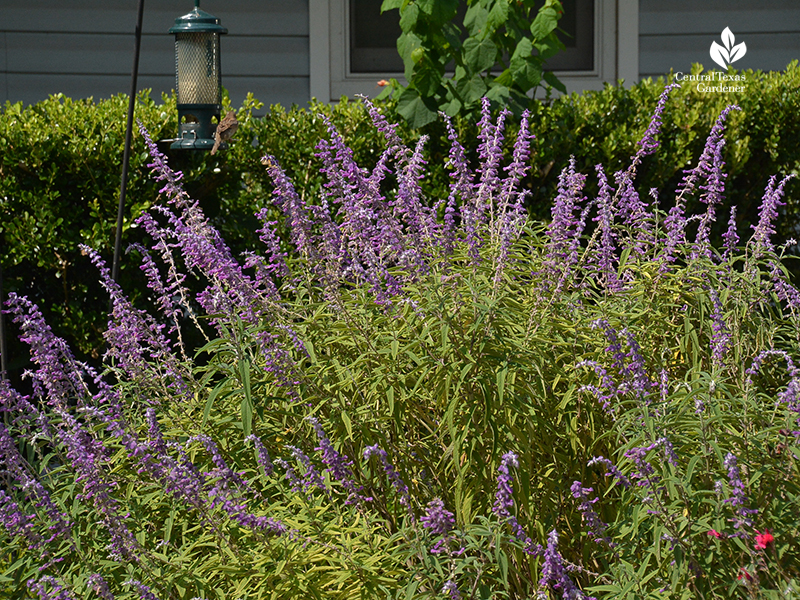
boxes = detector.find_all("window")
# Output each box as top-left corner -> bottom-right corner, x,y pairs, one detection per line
309,0 -> 638,101
348,0 -> 594,74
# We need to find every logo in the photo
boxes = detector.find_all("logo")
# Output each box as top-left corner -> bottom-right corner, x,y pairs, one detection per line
710,27 -> 746,70
673,27 -> 748,92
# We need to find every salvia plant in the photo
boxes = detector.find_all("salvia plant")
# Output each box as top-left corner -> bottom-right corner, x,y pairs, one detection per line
1,86 -> 799,600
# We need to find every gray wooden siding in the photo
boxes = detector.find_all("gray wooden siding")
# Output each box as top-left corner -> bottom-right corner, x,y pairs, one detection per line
640,0 -> 800,79
1,0 -> 310,109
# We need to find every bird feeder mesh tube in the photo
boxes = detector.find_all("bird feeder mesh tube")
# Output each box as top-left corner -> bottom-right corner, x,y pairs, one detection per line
175,32 -> 220,105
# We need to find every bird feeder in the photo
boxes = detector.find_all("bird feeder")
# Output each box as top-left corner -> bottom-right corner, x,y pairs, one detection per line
169,0 -> 227,150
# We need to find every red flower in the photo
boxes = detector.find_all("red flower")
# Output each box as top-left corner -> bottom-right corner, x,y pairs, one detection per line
738,568 -> 753,582
707,529 -> 722,538
755,529 -> 774,550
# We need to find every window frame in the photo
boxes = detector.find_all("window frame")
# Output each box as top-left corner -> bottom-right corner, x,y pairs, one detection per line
309,0 -> 638,102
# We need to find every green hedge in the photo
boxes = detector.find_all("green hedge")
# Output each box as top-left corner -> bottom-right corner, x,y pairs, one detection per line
1,62 -> 799,372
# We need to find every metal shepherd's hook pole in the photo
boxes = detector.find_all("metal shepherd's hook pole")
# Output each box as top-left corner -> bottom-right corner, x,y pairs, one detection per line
112,0 -> 145,285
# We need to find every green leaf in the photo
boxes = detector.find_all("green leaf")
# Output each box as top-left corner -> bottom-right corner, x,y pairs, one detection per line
380,0 -> 403,12
486,0 -> 510,33
397,88 -> 438,128
203,379 -> 230,427
417,0 -> 459,24
510,40 -> 542,90
397,32 -> 423,78
463,37 -> 497,74
413,56 -> 445,96
399,2 -> 420,32
455,75 -> 488,106
530,6 -> 559,41
485,83 -> 511,105
497,366 -> 507,404
464,3 -> 489,37
543,70 -> 567,93
511,37 -> 533,62
239,357 -> 253,437
341,410 -> 353,440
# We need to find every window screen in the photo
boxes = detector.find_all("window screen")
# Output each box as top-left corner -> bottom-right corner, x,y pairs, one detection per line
349,0 -> 595,74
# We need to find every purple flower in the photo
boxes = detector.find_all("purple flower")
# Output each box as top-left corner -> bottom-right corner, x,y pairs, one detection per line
709,289 -> 731,371
307,416 -> 368,503
722,452 -> 757,532
660,196 -> 687,271
442,580 -> 461,600
441,113 -> 474,253
28,576 -> 77,600
0,420 -> 72,546
590,165 -> 620,293
588,456 -> 630,488
83,247 -> 191,400
575,359 -> 618,414
262,155 -> 318,261
629,83 -> 680,170
623,329 -> 653,402
546,158 -> 588,279
492,451 -> 539,554
614,170 -> 653,259
137,120 -> 188,203
123,580 -> 160,600
421,498 -> 455,534
246,434 -> 274,477
722,206 -> 739,260
677,105 -> 740,200
570,481 -> 612,546
287,445 -> 327,494
421,497 -> 456,554
769,260 -> 800,312
363,444 -> 413,517
86,574 -> 114,600
690,108 -> 739,258
750,174 -> 793,255
6,295 -> 140,561
539,530 -> 595,600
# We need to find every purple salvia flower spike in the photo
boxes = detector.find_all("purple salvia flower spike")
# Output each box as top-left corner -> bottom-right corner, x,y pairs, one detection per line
571,481 -> 613,546
629,83 -> 680,172
722,452 -> 757,532
363,444 -> 414,519
442,580 -> 462,600
492,451 -> 539,554
750,174 -> 794,255
590,165 -> 621,293
722,205 -> 739,260
676,105 -> 740,199
246,434 -> 274,477
307,416 -> 369,503
709,289 -> 731,371
539,530 -> 596,600
262,154 -> 319,261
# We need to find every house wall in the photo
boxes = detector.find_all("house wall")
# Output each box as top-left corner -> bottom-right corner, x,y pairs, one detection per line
3,1 -> 798,109
0,0 -> 310,108
639,0 -> 800,80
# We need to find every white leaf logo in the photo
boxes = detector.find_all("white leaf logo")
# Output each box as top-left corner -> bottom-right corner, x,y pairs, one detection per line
730,41 -> 747,63
721,27 -> 735,50
710,41 -> 730,70
710,28 -> 747,69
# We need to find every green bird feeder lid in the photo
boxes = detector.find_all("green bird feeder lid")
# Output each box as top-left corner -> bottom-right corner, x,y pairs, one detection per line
169,1 -> 228,34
